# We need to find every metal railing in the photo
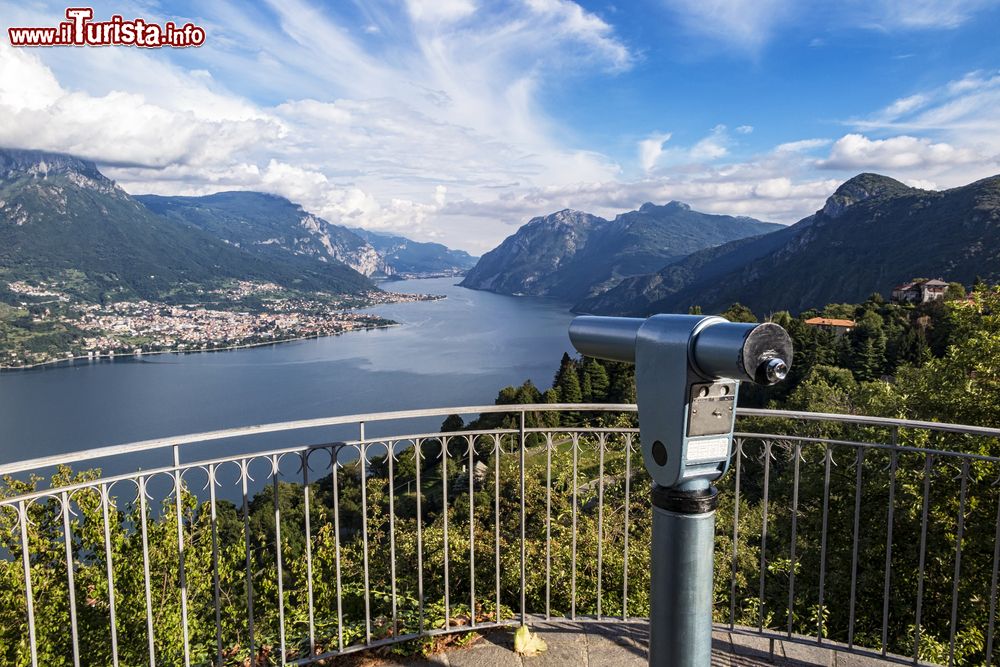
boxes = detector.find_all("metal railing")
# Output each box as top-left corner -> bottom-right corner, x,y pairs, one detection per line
2,404 -> 1000,666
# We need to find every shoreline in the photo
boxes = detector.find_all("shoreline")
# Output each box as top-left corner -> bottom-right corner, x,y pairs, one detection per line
0,322 -> 402,372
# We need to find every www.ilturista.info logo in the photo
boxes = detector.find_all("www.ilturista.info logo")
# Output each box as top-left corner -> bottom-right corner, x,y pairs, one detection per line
8,7 -> 205,48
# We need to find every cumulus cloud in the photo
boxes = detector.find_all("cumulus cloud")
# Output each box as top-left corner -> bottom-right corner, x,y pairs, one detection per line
819,133 -> 983,170
844,71 -> 1000,181
0,45 -> 283,168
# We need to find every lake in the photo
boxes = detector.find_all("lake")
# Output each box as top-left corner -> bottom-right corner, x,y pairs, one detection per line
0,278 -> 576,472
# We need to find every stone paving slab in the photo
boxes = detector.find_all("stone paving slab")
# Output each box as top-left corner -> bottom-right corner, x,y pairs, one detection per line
354,623 -> 914,666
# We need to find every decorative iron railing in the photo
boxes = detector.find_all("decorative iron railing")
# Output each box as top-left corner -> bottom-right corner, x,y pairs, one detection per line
2,404 -> 999,666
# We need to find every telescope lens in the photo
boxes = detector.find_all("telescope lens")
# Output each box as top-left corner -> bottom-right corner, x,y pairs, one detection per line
764,358 -> 788,384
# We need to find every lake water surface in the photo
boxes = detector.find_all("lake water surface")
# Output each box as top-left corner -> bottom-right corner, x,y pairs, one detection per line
0,278 -> 575,470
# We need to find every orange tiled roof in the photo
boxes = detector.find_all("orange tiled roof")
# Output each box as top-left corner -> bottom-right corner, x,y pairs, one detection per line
804,317 -> 856,327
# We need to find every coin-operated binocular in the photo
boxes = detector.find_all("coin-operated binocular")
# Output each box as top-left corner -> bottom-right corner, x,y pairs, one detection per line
569,314 -> 793,667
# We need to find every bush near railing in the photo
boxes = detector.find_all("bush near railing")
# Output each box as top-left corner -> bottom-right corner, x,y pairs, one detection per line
2,411 -> 999,666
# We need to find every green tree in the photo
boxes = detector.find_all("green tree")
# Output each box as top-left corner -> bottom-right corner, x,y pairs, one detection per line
847,310 -> 887,381
945,282 -> 966,301
720,303 -> 757,323
892,287 -> 1000,427
783,364 -> 858,413
580,357 -> 609,402
441,414 -> 465,432
554,353 -> 582,403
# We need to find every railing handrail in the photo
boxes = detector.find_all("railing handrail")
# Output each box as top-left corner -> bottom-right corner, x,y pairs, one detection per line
0,403 -> 633,476
2,403 -> 998,477
739,407 -> 1000,438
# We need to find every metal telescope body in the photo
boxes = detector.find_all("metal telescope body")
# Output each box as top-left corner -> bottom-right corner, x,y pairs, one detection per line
568,313 -> 792,667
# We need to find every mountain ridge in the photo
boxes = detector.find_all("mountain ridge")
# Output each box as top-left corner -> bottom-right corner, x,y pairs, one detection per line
139,191 -> 477,278
137,191 -> 393,278
347,227 -> 477,275
460,203 -> 782,301
0,148 -> 374,300
578,172 -> 1000,315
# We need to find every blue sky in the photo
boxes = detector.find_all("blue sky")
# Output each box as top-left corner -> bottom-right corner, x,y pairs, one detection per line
2,0 -> 999,251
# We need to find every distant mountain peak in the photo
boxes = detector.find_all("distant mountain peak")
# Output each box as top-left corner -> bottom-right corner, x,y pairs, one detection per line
638,201 -> 690,212
0,147 -> 114,192
822,173 -> 913,219
552,208 -> 593,222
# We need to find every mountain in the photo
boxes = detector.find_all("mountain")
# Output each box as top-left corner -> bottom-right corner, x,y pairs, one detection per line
349,227 -> 477,276
578,173 -> 1000,316
460,202 -> 782,301
138,192 -> 477,279
137,191 -> 392,277
0,148 -> 373,301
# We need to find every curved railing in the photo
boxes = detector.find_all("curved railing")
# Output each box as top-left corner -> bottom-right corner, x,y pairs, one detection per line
2,404 -> 999,666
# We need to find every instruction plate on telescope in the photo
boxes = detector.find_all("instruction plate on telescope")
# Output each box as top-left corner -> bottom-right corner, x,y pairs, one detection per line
687,381 -> 737,437
686,436 -> 731,462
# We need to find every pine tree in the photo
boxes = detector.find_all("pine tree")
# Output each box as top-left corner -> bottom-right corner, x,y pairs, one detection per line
555,357 -> 582,403
580,366 -> 592,401
582,357 -> 610,401
848,310 -> 887,381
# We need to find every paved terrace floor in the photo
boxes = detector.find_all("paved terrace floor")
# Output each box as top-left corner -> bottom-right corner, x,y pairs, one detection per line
344,623 -> 905,666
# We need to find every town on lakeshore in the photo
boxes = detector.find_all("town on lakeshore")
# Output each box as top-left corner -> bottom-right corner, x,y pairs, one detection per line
0,279 -> 441,369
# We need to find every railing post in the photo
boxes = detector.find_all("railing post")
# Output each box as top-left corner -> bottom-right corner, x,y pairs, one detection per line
172,446 -> 191,667
519,409 -> 527,626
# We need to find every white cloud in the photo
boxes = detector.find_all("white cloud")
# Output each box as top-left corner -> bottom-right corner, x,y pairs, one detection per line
689,125 -> 730,161
735,125 -> 754,134
880,93 -> 929,118
847,70 -> 1000,180
775,138 -> 831,153
405,0 -> 476,24
872,0 -> 993,29
661,0 -> 792,53
819,133 -> 983,170
649,125 -> 734,168
0,45 -> 282,169
638,132 -> 672,172
0,43 -> 62,111
523,0 -> 633,70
